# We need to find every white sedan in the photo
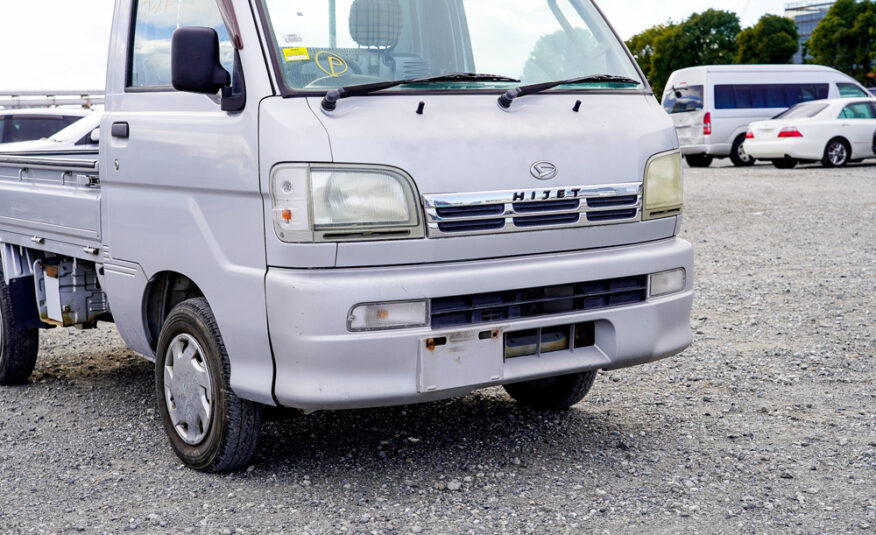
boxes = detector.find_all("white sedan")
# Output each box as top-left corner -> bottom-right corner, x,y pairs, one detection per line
744,97 -> 876,169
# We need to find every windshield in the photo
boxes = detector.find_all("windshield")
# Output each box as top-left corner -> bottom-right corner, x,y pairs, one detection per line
260,0 -> 643,92
662,85 -> 703,114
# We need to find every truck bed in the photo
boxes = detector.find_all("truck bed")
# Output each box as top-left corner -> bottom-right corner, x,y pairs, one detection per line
0,152 -> 102,261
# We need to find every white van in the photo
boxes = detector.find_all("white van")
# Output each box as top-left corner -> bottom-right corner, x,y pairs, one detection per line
662,65 -> 871,167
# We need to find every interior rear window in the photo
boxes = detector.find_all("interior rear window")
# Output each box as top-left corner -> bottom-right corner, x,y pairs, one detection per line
773,102 -> 828,119
5,116 -> 72,143
662,85 -> 704,114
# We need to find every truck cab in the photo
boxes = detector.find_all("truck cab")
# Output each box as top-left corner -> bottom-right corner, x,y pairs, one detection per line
0,0 -> 692,472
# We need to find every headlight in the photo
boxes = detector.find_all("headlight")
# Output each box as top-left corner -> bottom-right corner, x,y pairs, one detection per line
643,150 -> 683,220
271,164 -> 424,242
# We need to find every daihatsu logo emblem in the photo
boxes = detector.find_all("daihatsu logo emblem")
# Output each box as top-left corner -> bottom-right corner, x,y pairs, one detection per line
530,161 -> 558,180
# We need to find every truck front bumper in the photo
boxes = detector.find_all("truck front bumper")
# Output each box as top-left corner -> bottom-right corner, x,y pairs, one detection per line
266,237 -> 694,410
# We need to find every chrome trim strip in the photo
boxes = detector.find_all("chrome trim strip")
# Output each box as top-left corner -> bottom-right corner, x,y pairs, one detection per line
0,155 -> 98,172
423,183 -> 643,238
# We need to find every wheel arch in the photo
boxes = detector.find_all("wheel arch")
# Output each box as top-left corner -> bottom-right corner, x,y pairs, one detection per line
143,271 -> 205,351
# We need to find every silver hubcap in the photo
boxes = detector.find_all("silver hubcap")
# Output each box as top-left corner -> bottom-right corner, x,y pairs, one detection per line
163,334 -> 213,445
828,143 -> 847,165
738,142 -> 751,162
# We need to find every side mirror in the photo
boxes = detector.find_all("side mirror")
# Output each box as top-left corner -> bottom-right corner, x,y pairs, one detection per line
171,27 -> 230,94
89,128 -> 100,144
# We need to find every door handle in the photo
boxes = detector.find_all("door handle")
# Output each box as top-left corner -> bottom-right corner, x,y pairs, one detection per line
111,122 -> 129,138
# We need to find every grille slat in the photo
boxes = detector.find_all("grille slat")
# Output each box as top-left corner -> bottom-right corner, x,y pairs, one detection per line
437,219 -> 505,233
431,275 -> 647,328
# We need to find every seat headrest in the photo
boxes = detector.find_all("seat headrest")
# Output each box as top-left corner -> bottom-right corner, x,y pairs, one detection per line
349,0 -> 402,49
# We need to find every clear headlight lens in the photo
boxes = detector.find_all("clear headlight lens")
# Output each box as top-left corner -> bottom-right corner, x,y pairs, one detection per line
643,150 -> 683,220
271,164 -> 423,242
311,168 -> 413,228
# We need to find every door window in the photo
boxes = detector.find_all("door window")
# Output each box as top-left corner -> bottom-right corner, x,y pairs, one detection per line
837,83 -> 869,98
838,102 -> 875,119
129,0 -> 233,88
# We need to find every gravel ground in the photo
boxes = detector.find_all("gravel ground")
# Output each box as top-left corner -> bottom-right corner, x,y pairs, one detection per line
1,162 -> 874,535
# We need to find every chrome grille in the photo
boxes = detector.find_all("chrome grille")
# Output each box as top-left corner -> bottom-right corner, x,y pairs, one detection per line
423,183 -> 642,238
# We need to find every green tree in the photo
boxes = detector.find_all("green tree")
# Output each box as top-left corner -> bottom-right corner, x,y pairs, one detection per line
649,9 -> 741,95
626,23 -> 676,82
522,27 -> 602,82
808,0 -> 876,83
736,15 -> 800,64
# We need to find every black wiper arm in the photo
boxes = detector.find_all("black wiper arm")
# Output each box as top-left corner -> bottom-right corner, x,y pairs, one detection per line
321,73 -> 520,111
498,74 -> 641,109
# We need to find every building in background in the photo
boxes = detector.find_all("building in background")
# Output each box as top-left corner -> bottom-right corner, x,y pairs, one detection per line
785,1 -> 835,63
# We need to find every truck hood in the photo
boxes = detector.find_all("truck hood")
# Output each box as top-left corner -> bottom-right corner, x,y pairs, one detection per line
307,93 -> 677,194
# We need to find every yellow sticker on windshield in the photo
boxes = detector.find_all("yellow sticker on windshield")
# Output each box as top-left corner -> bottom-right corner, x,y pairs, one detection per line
282,47 -> 310,62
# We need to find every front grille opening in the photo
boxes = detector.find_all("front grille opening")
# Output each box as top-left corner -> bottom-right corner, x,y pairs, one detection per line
587,195 -> 638,208
436,204 -> 504,218
431,275 -> 647,328
437,218 -> 505,233
586,209 -> 638,222
512,199 -> 580,213
504,322 -> 593,359
513,213 -> 580,227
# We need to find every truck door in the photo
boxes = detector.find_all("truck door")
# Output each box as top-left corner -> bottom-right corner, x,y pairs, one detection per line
100,0 -> 275,403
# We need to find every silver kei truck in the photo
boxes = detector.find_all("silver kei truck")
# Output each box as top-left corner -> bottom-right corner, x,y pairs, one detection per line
0,0 -> 693,472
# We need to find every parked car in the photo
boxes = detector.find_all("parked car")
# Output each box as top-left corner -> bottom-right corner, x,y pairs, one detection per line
0,112 -> 100,155
744,98 -> 876,168
662,65 -> 871,167
0,108 -> 91,144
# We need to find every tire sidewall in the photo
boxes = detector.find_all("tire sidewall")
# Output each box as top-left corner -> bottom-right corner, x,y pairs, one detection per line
824,139 -> 849,168
155,302 -> 230,470
731,135 -> 755,167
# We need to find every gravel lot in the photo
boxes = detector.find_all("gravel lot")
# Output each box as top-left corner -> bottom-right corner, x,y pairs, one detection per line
1,162 -> 873,534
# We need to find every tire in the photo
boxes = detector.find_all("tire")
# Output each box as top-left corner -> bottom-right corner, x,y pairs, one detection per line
0,270 -> 39,386
685,154 -> 713,168
503,370 -> 598,410
822,138 -> 850,168
772,158 -> 798,169
730,135 -> 756,167
155,297 -> 262,472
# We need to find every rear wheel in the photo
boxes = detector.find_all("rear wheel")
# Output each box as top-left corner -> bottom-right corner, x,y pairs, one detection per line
685,154 -> 713,168
503,370 -> 598,410
0,270 -> 39,386
730,135 -> 756,167
155,298 -> 262,472
772,158 -> 798,169
822,138 -> 850,168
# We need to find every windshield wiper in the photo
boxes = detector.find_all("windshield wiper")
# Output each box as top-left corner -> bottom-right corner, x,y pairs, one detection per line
321,73 -> 520,111
498,74 -> 641,109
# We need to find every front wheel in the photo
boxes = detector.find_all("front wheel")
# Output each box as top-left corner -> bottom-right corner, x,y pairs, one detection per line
823,138 -> 850,168
155,298 -> 262,472
730,135 -> 756,167
503,370 -> 598,410
0,271 -> 39,386
685,154 -> 713,168
772,158 -> 798,169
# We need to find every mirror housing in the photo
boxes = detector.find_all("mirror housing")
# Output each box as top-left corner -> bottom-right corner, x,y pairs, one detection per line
171,27 -> 230,94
